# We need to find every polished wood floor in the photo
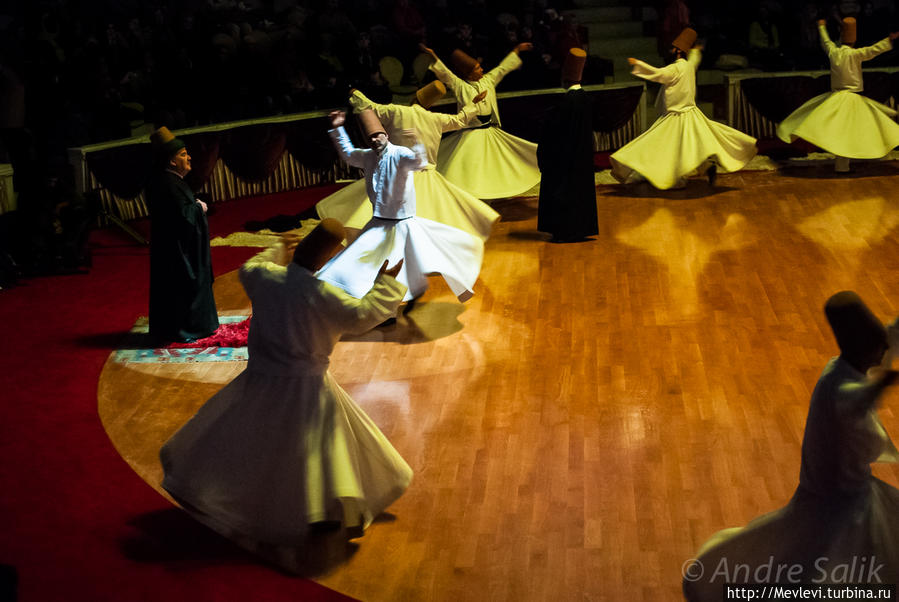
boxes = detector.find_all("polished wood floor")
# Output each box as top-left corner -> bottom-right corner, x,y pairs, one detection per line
98,164 -> 899,601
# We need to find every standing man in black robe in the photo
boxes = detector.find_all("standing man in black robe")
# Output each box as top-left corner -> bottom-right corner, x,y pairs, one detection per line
147,126 -> 218,343
537,48 -> 599,243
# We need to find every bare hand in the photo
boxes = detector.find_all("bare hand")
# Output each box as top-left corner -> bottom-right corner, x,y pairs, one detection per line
818,19 -> 826,26
281,232 -> 302,253
197,200 -> 208,213
514,42 -> 534,54
890,31 -> 899,40
329,110 -> 346,128
418,43 -> 437,59
627,57 -> 638,65
473,90 -> 488,103
378,258 -> 404,278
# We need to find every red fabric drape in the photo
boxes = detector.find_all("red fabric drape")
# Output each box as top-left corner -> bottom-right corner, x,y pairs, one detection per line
219,124 -> 288,182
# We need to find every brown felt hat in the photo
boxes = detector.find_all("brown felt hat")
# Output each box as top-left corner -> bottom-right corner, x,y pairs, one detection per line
562,47 -> 587,83
357,109 -> 386,138
450,49 -> 479,79
824,290 -> 886,358
841,17 -> 857,45
415,80 -> 446,109
150,126 -> 185,160
671,28 -> 698,53
293,218 -> 346,269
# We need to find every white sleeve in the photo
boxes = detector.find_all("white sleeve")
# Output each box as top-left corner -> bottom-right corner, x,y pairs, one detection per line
323,274 -> 408,333
328,126 -> 369,169
239,242 -> 289,295
483,51 -> 523,87
630,60 -> 677,85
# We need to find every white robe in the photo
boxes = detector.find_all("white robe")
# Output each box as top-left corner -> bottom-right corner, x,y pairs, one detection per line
430,51 -> 542,199
683,357 -> 899,600
315,90 -> 500,241
610,49 -> 757,190
160,243 -> 412,551
317,126 -> 484,302
777,26 -> 899,159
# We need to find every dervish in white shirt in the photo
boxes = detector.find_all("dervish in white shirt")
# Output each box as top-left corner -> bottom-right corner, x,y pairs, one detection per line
421,43 -> 542,199
777,17 -> 899,172
315,81 -> 499,243
610,28 -> 757,190
316,109 -> 485,311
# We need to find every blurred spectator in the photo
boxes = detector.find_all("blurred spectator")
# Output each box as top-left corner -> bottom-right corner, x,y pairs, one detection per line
658,0 -> 690,62
748,5 -> 786,70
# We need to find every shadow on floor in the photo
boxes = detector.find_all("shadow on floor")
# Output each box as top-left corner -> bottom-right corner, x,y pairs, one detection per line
121,508 -> 358,578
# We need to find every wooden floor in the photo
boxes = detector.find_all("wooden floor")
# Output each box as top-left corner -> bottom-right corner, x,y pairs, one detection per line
98,164 -> 899,601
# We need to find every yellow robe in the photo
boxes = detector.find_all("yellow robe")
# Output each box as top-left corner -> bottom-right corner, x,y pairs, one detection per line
777,26 -> 899,159
610,49 -> 757,190
430,51 -> 542,199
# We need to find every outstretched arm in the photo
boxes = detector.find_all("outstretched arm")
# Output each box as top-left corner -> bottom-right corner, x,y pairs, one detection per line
327,110 -> 369,169
627,57 -> 676,84
855,36 -> 894,61
325,260 -> 408,333
348,88 -> 399,127
484,45 -> 529,87
421,44 -> 466,93
434,90 -> 487,132
818,20 -> 836,56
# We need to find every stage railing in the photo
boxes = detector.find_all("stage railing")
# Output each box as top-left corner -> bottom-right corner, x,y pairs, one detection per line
68,82 -> 646,224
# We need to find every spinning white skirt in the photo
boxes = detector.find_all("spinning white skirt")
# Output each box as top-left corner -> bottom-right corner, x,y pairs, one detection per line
161,367 -> 413,545
777,90 -> 899,158
316,166 -> 500,241
610,106 -> 757,190
316,216 -> 483,302
436,127 -> 541,199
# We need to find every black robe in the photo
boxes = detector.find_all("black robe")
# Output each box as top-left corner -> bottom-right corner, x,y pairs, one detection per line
536,87 -> 599,241
147,170 -> 218,341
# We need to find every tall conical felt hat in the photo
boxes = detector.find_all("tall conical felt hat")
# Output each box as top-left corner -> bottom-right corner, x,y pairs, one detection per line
415,80 -> 446,109
671,28 -> 698,53
841,17 -> 857,45
357,109 -> 386,138
293,218 -> 346,268
150,126 -> 185,159
562,47 -> 587,83
824,290 -> 886,357
450,49 -> 479,79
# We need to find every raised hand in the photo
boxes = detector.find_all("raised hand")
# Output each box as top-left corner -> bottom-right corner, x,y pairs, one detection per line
890,31 -> 899,40
329,110 -> 346,128
627,57 -> 638,65
418,43 -> 437,60
514,42 -> 534,54
378,258 -> 404,278
818,19 -> 827,26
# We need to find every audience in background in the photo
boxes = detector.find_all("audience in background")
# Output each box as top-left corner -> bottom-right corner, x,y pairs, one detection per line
2,0 -> 899,283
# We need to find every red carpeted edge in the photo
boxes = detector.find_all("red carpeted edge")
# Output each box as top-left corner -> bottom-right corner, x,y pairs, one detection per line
0,185 -> 357,602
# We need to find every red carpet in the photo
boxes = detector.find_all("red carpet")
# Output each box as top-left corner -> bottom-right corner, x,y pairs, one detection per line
0,185 -> 356,601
